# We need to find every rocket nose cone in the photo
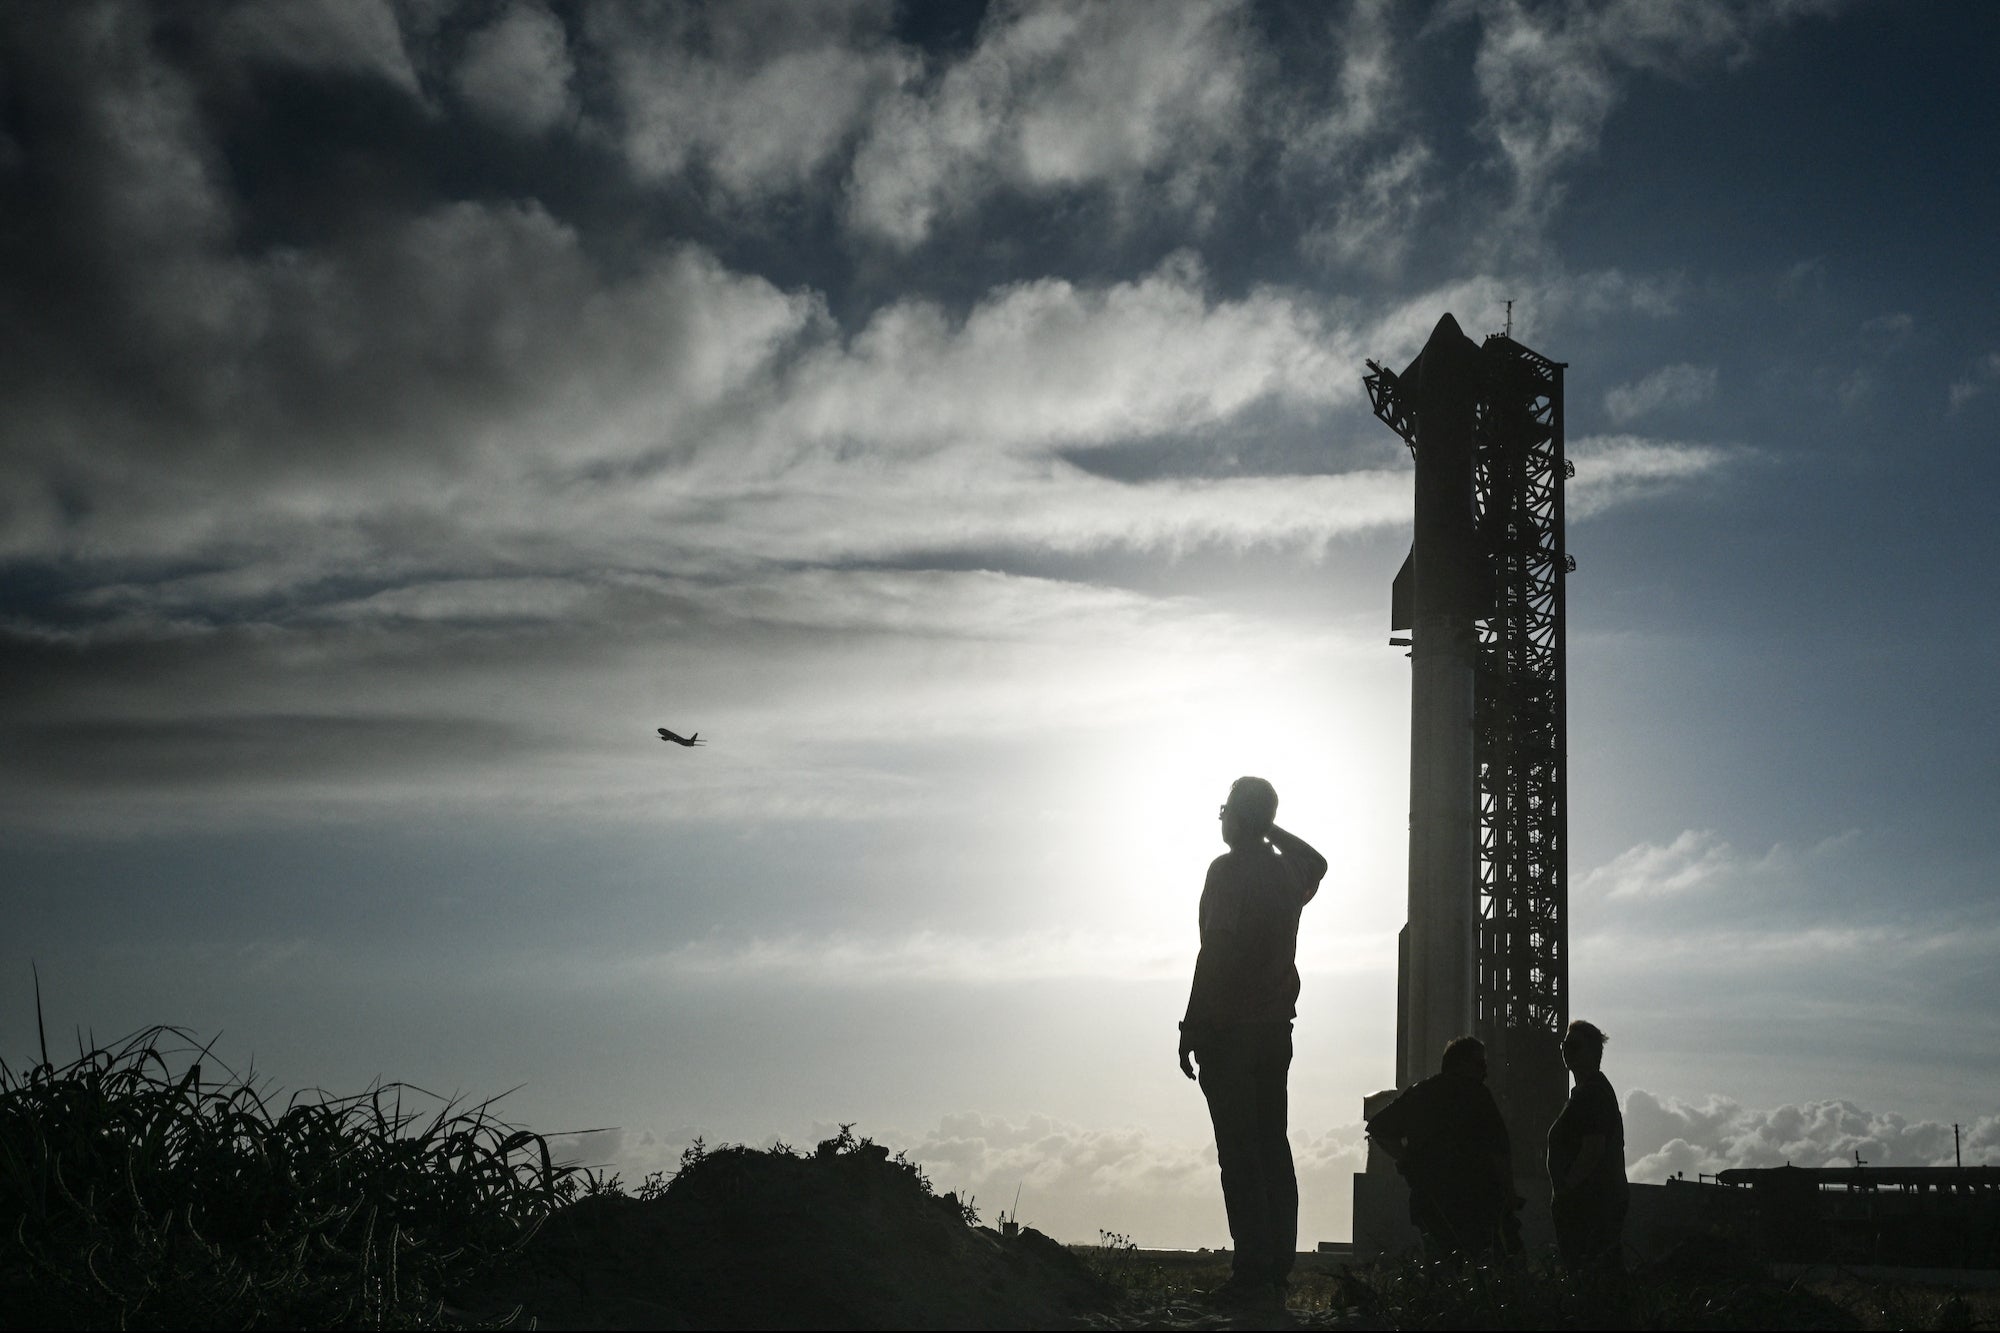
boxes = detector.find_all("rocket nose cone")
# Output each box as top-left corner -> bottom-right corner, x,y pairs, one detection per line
1399,311 -> 1480,381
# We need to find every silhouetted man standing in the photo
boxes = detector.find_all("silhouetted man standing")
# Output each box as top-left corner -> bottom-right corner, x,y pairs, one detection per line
1178,776 -> 1327,1307
1365,1036 -> 1517,1261
1548,1019 -> 1628,1272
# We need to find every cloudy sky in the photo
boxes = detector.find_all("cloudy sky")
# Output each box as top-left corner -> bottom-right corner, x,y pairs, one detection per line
4,0 -> 1997,1247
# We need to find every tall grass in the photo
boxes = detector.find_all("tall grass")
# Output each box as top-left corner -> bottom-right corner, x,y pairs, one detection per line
0,1023 -> 569,1329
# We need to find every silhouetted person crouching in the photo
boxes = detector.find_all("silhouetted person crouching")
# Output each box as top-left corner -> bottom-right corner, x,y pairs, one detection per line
1178,777 -> 1328,1307
1548,1019 -> 1628,1272
1366,1036 -> 1518,1261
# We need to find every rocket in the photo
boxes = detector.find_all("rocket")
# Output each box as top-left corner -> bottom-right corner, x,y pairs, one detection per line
1383,312 -> 1486,1092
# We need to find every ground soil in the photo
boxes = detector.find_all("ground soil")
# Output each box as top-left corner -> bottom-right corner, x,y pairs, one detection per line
458,1139 -> 1115,1330
455,1139 -> 2000,1331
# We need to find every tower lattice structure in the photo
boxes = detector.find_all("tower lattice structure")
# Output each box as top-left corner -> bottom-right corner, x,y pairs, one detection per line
1469,337 -> 1569,1071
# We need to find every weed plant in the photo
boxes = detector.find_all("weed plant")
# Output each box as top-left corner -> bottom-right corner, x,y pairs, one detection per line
0,1024 -> 569,1329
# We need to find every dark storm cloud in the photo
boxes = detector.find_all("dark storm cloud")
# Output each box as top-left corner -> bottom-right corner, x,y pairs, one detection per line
0,0 -> 1707,494
0,4 -> 428,446
0,3 -> 818,540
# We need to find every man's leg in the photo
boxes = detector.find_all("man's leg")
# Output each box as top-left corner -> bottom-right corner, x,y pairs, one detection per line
1199,1041 -> 1274,1285
1551,1192 -> 1586,1269
1593,1191 -> 1628,1273
1409,1183 -> 1453,1262
1554,1190 -> 1623,1272
1250,1026 -> 1297,1286
1433,1190 -> 1497,1263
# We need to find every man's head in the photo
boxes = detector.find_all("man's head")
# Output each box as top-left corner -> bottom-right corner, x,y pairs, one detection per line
1561,1020 -> 1607,1072
1440,1035 -> 1487,1081
1218,776 -> 1278,849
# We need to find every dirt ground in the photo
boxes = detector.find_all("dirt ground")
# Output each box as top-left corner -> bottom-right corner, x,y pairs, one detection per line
457,1137 -> 1115,1330
454,1136 -> 2000,1331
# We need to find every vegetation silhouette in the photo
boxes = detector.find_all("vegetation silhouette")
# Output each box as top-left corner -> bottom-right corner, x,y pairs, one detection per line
0,1022 -> 564,1328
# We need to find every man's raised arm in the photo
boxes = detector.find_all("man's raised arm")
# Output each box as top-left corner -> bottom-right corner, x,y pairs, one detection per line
1265,824 -> 1328,889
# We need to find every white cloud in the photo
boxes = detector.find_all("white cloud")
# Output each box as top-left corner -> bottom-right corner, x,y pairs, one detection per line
1581,828 -> 1737,899
0,209 -> 826,562
454,0 -> 575,135
597,2 -> 911,202
0,12 -> 1745,847
630,930 -> 1190,986
1301,143 -> 1437,274
318,576 -> 596,624
1603,362 -> 1717,422
612,921 -> 1391,988
1947,350 -> 2000,411
1860,311 -> 1913,343
0,245 -> 1381,576
8,240 -> 1716,614
1623,1091 -> 2000,1182
769,253 -> 1350,456
57,10 -> 232,258
846,0 -> 1255,246
1471,0 -> 1843,239
217,0 -> 421,93
588,462 -> 1412,580
1566,434 -> 1732,518
1580,827 -> 1860,903
1586,917 -> 2000,976
0,563 -> 1368,830
1287,0 -> 1398,155
0,238 -> 1735,836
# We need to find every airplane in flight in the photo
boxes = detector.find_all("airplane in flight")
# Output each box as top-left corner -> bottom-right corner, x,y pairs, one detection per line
657,727 -> 706,747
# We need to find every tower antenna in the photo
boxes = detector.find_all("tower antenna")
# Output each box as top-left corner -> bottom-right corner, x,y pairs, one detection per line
1504,299 -> 1514,338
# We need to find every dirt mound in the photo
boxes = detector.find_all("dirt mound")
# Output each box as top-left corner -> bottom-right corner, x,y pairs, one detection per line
461,1131 -> 1114,1330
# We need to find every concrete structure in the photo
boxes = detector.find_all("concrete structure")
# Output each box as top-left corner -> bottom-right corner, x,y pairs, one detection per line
1352,313 -> 1572,1256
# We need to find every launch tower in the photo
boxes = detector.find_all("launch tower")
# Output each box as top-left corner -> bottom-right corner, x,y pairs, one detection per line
1353,313 -> 1571,1249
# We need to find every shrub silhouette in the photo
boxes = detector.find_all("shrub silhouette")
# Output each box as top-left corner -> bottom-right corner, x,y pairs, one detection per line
0,1025 -> 566,1328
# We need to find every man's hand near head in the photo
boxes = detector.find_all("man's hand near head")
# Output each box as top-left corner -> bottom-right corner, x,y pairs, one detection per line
1263,823 -> 1329,883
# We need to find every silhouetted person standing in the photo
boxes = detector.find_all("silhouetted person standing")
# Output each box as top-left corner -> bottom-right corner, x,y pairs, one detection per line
1178,777 -> 1327,1307
1547,1019 -> 1628,1272
1365,1036 -> 1517,1261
